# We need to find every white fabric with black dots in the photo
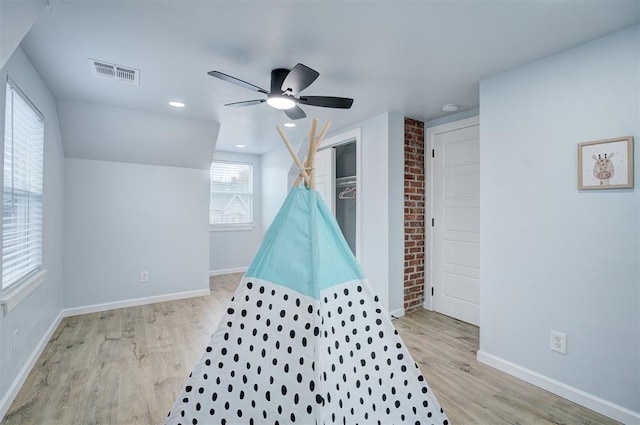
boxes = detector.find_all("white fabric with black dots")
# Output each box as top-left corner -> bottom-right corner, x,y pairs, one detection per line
165,277 -> 449,425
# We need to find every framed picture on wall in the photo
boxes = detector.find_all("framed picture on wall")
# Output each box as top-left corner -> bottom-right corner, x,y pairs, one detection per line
578,136 -> 634,189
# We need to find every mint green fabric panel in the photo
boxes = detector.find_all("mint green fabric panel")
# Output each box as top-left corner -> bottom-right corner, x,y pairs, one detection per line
313,189 -> 365,291
246,187 -> 364,299
246,188 -> 315,296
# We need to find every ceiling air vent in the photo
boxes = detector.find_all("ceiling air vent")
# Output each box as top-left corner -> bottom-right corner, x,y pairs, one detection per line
89,59 -> 140,85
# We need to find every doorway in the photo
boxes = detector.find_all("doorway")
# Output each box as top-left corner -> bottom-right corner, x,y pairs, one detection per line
427,117 -> 480,326
334,142 -> 357,254
314,128 -> 361,258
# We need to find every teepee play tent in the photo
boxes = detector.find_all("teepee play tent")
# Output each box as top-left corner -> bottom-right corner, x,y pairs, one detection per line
165,120 -> 449,425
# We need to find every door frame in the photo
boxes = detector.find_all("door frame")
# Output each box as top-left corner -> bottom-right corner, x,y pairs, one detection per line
423,116 -> 479,311
317,128 -> 362,261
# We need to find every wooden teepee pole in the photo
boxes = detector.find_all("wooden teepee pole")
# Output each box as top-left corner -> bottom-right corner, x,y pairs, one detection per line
291,120 -> 332,189
292,118 -> 318,188
280,119 -> 332,190
292,171 -> 303,189
306,119 -> 318,189
307,120 -> 331,189
276,125 -> 310,186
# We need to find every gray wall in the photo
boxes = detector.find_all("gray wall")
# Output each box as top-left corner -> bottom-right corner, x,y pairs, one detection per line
479,26 -> 639,414
209,151 -> 262,273
64,158 -> 210,308
261,145 -> 294,233
387,112 -> 405,313
0,47 -> 65,408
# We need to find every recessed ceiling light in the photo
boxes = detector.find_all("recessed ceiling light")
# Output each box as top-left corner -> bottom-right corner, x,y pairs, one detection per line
284,123 -> 296,128
169,101 -> 185,108
442,104 -> 459,112
236,144 -> 246,148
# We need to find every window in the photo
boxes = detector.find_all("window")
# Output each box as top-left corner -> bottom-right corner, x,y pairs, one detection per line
210,161 -> 253,227
2,80 -> 44,291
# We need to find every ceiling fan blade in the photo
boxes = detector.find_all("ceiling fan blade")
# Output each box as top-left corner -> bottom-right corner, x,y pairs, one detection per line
207,71 -> 268,94
298,96 -> 354,109
284,105 -> 307,120
281,63 -> 319,95
224,99 -> 266,107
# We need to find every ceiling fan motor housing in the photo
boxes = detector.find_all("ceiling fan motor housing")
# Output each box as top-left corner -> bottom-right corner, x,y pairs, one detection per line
271,68 -> 291,95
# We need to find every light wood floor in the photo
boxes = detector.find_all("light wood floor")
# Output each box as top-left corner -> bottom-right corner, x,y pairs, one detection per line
2,273 -> 619,425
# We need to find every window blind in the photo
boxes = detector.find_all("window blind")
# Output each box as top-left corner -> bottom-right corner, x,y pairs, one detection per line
210,161 -> 252,225
2,81 -> 44,290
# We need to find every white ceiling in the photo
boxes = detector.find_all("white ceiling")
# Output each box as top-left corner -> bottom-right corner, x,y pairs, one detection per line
21,0 -> 640,157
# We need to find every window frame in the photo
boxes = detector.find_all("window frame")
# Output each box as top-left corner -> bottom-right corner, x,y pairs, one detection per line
0,77 -> 46,310
209,159 -> 254,232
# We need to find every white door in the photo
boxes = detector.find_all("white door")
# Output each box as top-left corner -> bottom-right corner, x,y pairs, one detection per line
431,119 -> 480,326
314,147 -> 334,213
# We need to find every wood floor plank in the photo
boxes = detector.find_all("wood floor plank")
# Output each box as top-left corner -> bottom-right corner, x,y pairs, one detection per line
2,273 -> 620,425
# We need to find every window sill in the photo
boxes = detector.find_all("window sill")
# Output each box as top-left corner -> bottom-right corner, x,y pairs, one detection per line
210,225 -> 255,232
0,270 -> 47,315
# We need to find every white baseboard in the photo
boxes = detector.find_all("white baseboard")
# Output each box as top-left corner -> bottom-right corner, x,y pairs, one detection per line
0,310 -> 63,421
477,350 -> 640,425
209,267 -> 247,277
61,288 -> 211,317
422,298 -> 433,311
389,308 -> 405,319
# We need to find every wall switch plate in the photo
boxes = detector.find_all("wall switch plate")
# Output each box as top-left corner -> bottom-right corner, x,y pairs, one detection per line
550,331 -> 567,355
140,271 -> 149,282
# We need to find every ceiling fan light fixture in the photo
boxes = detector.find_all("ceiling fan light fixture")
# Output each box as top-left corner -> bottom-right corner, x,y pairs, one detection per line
284,122 -> 296,128
267,95 -> 296,110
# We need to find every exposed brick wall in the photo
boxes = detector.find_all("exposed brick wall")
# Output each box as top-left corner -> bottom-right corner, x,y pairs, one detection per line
404,118 -> 425,312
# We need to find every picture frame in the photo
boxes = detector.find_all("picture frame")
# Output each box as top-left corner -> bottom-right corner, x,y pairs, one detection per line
577,136 -> 634,190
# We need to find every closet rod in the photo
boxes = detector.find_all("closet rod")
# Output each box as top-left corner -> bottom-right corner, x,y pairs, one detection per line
336,176 -> 356,187
336,180 -> 356,188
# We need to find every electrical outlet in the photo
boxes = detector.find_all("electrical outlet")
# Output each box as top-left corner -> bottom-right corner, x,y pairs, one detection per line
12,329 -> 18,353
140,271 -> 149,282
550,331 -> 567,355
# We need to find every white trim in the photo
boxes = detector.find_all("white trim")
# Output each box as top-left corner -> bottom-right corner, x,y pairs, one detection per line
422,298 -> 431,311
389,308 -> 405,319
210,225 -> 255,232
61,288 -> 211,317
0,310 -> 63,420
424,116 -> 479,312
477,350 -> 640,424
0,270 -> 47,315
209,267 -> 248,277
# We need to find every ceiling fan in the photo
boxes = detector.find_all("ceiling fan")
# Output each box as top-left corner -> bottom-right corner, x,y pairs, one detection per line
207,63 -> 353,120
